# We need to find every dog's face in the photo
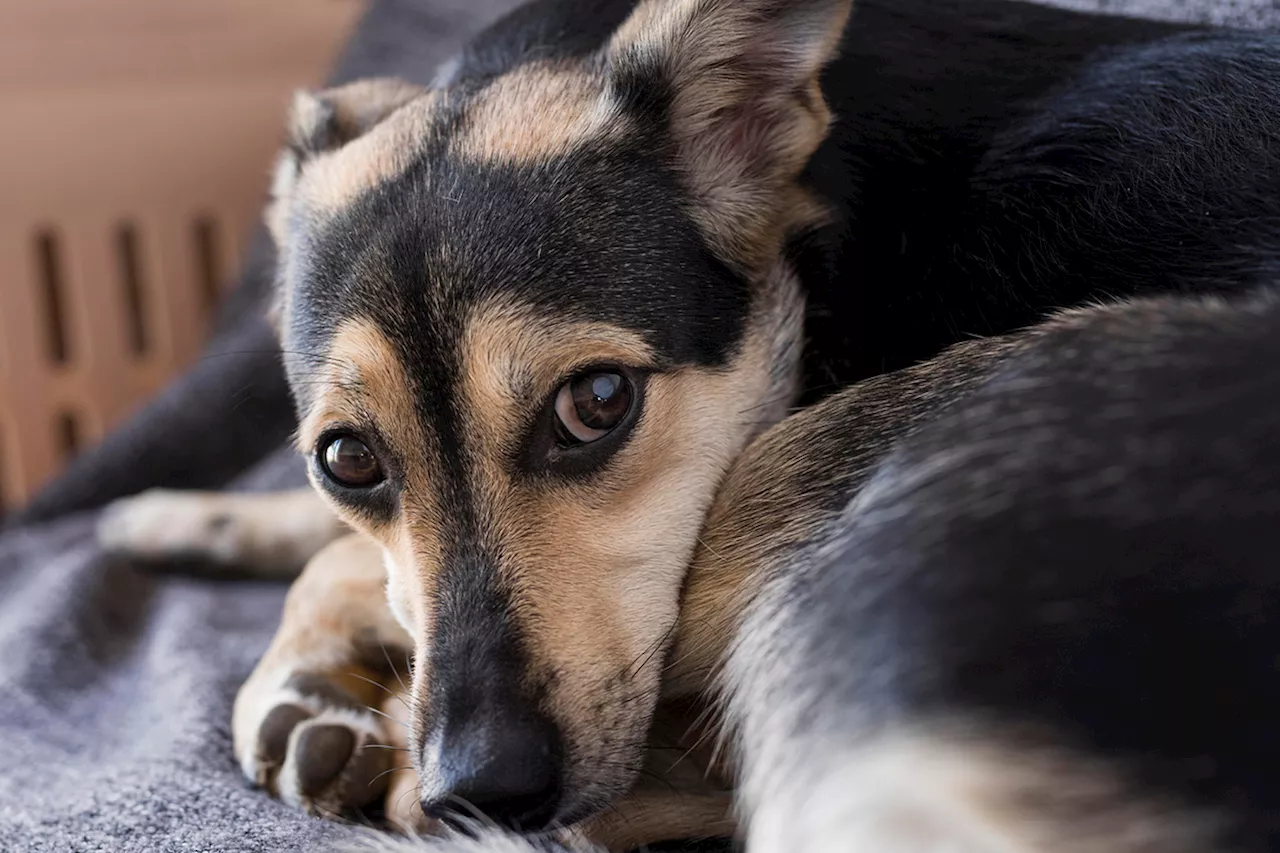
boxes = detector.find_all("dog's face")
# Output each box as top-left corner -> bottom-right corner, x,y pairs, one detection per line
268,0 -> 850,828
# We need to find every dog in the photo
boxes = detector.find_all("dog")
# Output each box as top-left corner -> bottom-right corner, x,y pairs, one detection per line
98,0 -> 1280,849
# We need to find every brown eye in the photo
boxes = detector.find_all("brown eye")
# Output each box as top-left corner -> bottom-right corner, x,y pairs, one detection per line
320,434 -> 384,488
554,371 -> 633,444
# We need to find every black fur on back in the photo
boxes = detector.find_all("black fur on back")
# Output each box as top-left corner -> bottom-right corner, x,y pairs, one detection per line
799,3 -> 1280,395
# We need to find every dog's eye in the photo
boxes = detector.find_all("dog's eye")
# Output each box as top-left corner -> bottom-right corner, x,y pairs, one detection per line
319,434 -> 385,488
554,371 -> 633,444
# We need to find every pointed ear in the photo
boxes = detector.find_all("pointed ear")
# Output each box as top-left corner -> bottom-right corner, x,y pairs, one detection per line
265,78 -> 426,247
285,78 -> 426,156
605,0 -> 852,267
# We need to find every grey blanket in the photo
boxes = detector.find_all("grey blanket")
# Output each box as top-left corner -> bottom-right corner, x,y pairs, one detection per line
1,1 -> 1275,851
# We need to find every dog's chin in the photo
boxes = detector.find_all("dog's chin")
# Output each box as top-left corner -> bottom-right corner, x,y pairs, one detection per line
552,782 -> 634,831
554,748 -> 652,828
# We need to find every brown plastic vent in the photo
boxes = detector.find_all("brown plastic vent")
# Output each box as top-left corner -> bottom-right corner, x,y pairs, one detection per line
0,0 -> 365,511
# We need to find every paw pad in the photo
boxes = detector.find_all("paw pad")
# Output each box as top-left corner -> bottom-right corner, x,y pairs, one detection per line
248,674 -> 396,817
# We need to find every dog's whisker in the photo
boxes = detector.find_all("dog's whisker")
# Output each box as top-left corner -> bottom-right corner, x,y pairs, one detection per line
445,793 -> 499,829
345,670 -> 394,697
624,617 -> 679,682
395,781 -> 423,812
695,535 -> 727,566
380,640 -> 411,696
683,698 -> 725,746
368,764 -> 415,788
734,392 -> 794,415
596,799 -> 630,829
668,711 -> 722,776
363,704 -> 410,729
635,768 -> 681,794
660,645 -> 716,677
667,738 -> 711,775
705,715 -> 736,782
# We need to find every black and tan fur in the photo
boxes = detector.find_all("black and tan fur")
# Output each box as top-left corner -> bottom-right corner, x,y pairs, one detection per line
100,0 -> 1280,850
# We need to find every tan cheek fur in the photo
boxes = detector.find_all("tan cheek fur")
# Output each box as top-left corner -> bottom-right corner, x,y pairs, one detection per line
295,318 -> 447,645
516,363 -> 767,679
452,294 -> 797,776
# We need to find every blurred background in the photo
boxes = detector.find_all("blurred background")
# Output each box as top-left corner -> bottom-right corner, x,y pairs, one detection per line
0,0 -> 366,512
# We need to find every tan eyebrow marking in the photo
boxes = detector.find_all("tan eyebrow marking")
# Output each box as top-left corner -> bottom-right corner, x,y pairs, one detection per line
449,61 -> 629,167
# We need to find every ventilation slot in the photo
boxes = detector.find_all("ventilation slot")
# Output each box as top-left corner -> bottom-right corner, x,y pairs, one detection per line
115,222 -> 149,356
34,229 -> 70,365
193,215 -> 223,317
55,409 -> 82,463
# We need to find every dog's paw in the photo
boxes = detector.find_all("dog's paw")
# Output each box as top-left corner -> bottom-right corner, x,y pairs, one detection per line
98,489 -> 256,566
97,488 -> 340,574
241,672 -> 398,818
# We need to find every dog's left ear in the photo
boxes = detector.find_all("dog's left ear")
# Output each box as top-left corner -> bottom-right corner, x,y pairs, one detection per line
604,0 -> 853,267
283,78 -> 427,157
264,78 -> 426,332
266,78 -> 426,249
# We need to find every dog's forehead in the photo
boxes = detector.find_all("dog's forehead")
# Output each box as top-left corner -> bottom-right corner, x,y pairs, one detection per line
284,115 -> 751,401
292,62 -> 625,214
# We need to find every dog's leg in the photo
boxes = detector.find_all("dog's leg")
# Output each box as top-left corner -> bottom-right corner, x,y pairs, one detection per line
726,505 -> 1226,853
233,533 -> 417,819
703,295 -> 1280,853
735,722 -> 1222,853
98,487 -> 345,577
235,531 -> 727,848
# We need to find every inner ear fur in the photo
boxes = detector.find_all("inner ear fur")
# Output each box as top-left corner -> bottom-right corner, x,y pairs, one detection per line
605,0 -> 853,269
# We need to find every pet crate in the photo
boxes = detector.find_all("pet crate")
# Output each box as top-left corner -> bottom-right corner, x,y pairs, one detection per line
0,0 -> 365,511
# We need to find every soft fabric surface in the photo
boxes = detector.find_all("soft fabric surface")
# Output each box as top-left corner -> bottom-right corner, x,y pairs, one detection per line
1,1 -> 1275,851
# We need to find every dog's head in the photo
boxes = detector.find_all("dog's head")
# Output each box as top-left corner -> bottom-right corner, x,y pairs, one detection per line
268,0 -> 850,829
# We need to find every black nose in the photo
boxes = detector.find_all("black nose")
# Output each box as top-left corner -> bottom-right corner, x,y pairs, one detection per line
423,710 -> 563,831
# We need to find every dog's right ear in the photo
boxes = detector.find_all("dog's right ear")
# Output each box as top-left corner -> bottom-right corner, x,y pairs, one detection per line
265,78 -> 426,248
602,0 -> 852,271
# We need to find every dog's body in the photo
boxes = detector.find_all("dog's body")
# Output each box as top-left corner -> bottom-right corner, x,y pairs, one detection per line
98,1 -> 1280,850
